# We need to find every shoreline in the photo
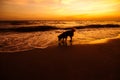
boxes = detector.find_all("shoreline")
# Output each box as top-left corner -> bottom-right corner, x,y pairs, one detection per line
0,34 -> 120,53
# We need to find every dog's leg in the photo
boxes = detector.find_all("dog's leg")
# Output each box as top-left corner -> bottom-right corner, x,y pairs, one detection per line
58,38 -> 60,42
70,36 -> 72,42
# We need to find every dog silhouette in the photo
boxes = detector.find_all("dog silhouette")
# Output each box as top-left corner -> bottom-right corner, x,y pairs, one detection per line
58,28 -> 75,42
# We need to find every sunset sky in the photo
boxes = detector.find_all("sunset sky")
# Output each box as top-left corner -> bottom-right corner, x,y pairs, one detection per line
0,0 -> 120,20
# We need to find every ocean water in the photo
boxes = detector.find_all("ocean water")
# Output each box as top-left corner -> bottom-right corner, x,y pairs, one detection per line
0,20 -> 120,52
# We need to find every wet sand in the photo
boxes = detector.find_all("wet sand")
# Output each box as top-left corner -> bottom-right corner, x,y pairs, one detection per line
0,38 -> 120,80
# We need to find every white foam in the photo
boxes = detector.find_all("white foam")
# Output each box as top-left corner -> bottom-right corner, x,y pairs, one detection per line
0,30 -> 61,52
0,28 -> 120,53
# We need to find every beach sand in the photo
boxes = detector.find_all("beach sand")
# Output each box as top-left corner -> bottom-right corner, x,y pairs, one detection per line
0,38 -> 120,80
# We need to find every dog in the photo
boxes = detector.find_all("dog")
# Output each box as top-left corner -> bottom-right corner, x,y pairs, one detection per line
58,28 -> 75,42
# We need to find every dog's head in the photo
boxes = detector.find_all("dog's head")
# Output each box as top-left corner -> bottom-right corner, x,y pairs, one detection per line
71,28 -> 76,32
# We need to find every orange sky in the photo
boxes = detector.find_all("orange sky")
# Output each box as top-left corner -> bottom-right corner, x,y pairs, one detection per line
0,0 -> 120,20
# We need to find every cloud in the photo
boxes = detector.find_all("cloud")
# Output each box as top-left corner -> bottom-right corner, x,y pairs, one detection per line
1,0 -> 28,5
0,0 -> 120,20
1,0 -> 60,5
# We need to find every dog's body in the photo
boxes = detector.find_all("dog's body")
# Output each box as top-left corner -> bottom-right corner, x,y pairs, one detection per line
58,29 -> 75,42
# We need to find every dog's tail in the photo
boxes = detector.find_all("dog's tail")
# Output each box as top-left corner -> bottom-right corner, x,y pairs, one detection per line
58,35 -> 61,41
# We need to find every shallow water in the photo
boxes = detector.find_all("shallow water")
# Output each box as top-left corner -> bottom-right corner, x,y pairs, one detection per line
0,20 -> 120,52
0,27 -> 120,52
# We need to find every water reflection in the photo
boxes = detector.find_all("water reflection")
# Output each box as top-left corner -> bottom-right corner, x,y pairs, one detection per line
58,40 -> 72,46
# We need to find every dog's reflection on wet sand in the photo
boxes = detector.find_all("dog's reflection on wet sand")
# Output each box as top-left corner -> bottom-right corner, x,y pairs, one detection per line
58,40 -> 72,46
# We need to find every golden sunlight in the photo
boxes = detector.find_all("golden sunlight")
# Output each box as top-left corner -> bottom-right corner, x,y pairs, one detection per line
0,0 -> 120,20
